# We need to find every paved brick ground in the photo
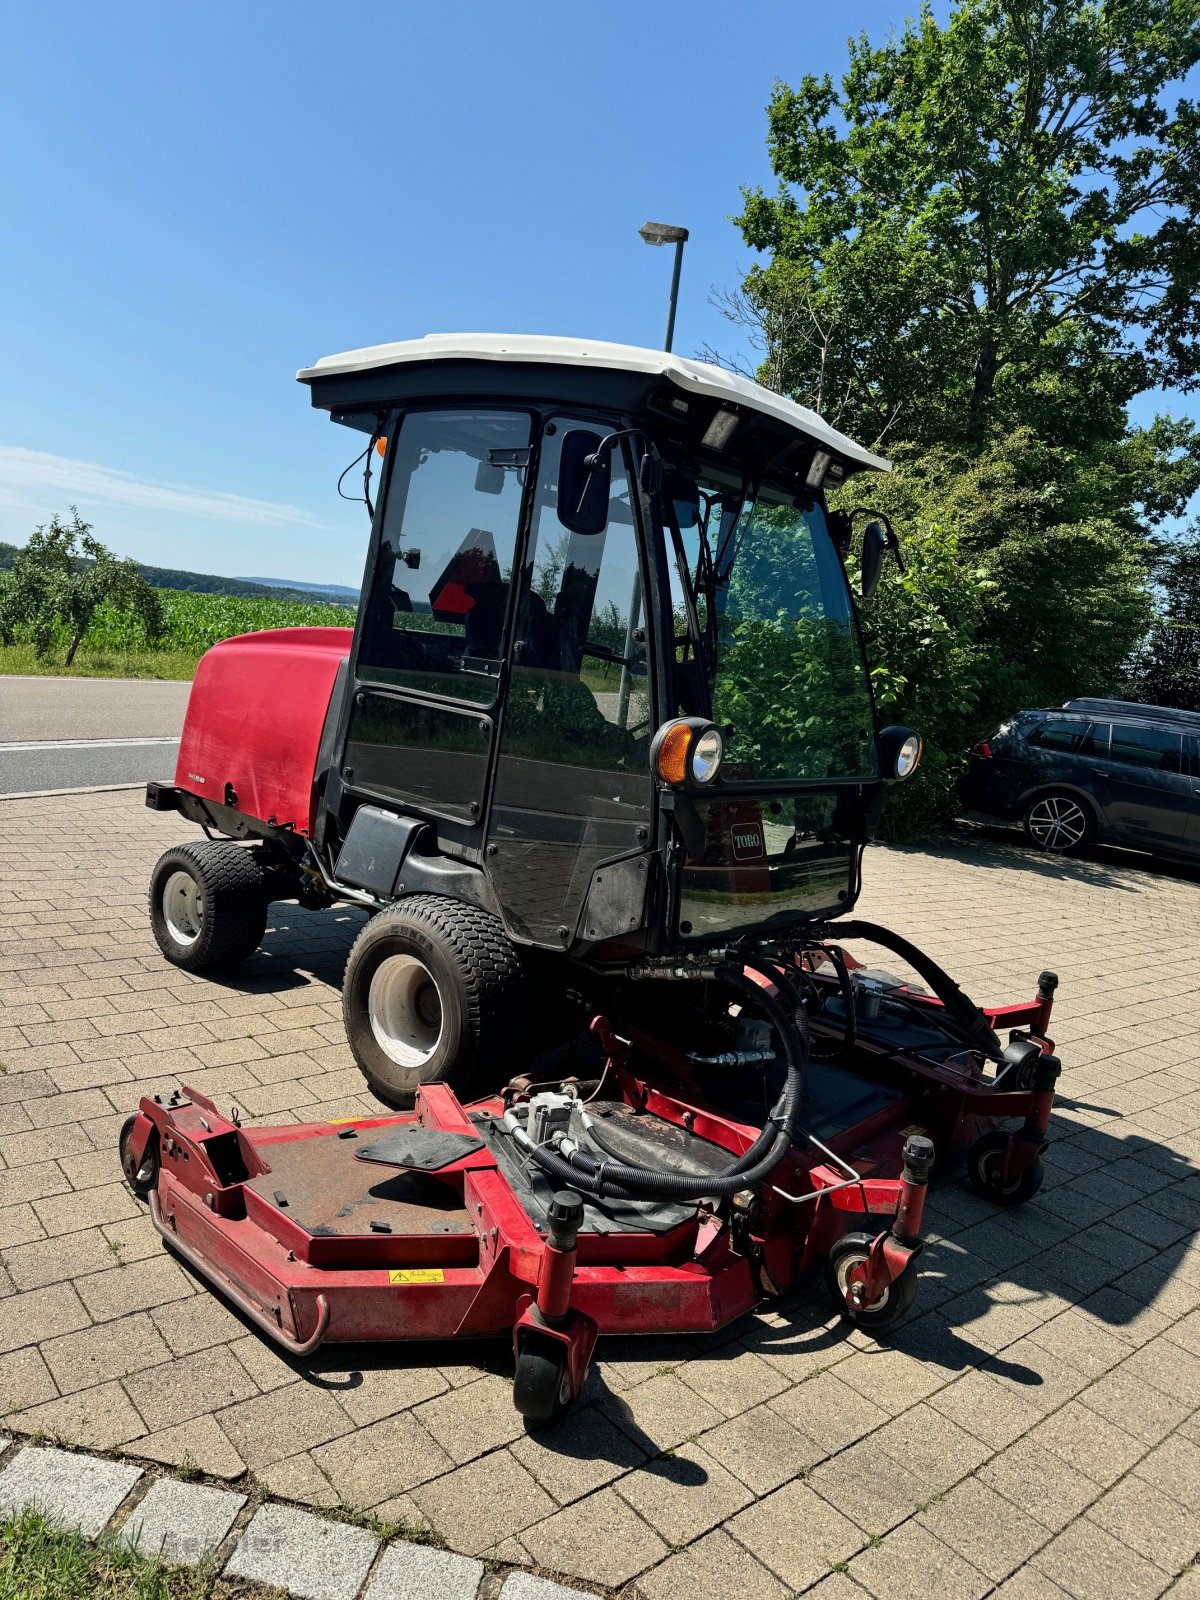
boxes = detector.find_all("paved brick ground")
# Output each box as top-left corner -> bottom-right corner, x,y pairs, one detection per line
1,788 -> 1199,1598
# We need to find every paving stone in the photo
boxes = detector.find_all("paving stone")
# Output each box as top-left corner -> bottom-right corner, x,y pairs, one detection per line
1084,1472 -> 1200,1574
415,1371 -> 526,1464
1033,1516 -> 1172,1600
123,1343 -> 260,1431
978,1436 -> 1102,1532
698,1401 -> 821,1494
636,1526 -> 790,1600
318,1357 -> 449,1426
500,1574 -> 594,1600
809,1437 -> 930,1535
520,1483 -> 668,1588
216,1378 -> 354,1469
225,1501 -> 379,1600
0,1443 -> 141,1535
614,1442 -> 752,1546
9,1378 -> 148,1449
675,1346 -> 790,1417
364,1538 -> 484,1600
1079,1365 -> 1190,1445
312,1410 -> 453,1506
413,1449 -> 556,1559
600,1369 -> 725,1453
918,1476 -> 1049,1582
122,1477 -> 244,1562
768,1368 -> 890,1457
726,1477 -> 864,1592
0,1281 -> 90,1352
511,1402 -> 647,1504
850,1519 -> 991,1600
256,1449 -> 342,1508
124,1415 -> 246,1479
927,1368 -> 1043,1449
0,1345 -> 59,1415
41,1313 -> 172,1395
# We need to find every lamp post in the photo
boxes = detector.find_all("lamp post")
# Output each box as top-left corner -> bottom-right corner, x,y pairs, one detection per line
638,221 -> 689,352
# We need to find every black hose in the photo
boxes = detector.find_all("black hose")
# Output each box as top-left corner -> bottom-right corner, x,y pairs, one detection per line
527,963 -> 807,1202
823,919 -> 1002,1060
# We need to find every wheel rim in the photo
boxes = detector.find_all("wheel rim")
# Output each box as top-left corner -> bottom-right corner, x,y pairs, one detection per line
977,1148 -> 1021,1195
1027,796 -> 1086,851
120,1123 -> 157,1190
834,1251 -> 890,1313
367,955 -> 444,1072
163,870 -> 204,945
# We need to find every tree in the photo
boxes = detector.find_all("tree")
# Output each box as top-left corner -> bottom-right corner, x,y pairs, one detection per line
0,510 -> 163,664
734,0 -> 1200,459
1123,523 -> 1200,708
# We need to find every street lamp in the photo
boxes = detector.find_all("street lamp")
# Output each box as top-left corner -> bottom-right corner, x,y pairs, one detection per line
639,221 -> 689,353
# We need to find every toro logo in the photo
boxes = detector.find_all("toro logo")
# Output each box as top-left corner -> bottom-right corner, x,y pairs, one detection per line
731,824 -> 764,860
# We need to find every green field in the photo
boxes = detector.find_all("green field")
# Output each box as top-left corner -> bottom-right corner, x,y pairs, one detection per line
0,587 -> 358,679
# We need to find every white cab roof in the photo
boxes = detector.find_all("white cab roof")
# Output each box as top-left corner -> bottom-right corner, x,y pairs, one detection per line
297,333 -> 890,475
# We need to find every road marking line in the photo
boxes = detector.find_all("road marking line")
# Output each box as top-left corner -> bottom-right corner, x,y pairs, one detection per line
0,784 -> 148,801
0,737 -> 180,751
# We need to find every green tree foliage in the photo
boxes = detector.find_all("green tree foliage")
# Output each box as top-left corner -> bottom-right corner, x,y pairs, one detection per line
723,0 -> 1200,834
1123,523 -> 1200,708
0,510 -> 163,665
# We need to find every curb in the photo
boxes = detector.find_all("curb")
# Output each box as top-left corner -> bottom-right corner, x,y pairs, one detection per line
0,1434 -> 600,1600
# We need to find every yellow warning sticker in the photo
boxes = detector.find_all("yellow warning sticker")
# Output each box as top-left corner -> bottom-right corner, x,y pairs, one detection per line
899,1124 -> 928,1137
389,1268 -> 445,1285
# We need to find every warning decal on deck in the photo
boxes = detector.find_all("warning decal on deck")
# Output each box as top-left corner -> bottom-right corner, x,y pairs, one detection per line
388,1268 -> 445,1285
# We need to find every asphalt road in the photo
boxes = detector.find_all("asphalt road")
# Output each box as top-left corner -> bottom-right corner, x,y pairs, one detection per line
0,676 -> 189,795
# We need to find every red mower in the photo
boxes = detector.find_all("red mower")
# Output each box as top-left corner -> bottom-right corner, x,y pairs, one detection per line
124,335 -> 1062,1424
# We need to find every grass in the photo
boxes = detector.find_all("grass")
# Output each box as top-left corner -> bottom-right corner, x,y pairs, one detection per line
0,1506 -> 284,1600
0,643 -> 200,681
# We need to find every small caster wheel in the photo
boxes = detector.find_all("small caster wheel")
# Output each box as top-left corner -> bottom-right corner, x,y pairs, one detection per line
513,1343 -> 573,1431
966,1131 -> 1044,1207
825,1231 -> 918,1330
119,1113 -> 159,1200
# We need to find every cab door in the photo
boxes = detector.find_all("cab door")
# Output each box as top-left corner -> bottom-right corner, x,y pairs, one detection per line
344,407 -> 532,827
486,418 -> 655,946
1085,722 -> 1193,851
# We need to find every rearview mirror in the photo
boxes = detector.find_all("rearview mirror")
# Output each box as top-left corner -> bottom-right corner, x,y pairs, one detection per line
474,460 -> 504,495
861,521 -> 887,599
558,429 -> 611,535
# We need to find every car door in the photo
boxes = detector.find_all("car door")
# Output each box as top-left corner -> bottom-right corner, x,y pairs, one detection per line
1185,736 -> 1200,857
1084,722 -> 1192,851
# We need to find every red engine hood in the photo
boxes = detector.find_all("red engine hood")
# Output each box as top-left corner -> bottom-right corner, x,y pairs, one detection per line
175,627 -> 353,835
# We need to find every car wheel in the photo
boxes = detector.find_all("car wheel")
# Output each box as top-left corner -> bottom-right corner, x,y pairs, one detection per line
1022,791 -> 1093,854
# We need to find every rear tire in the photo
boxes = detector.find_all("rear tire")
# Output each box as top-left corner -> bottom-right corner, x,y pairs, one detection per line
149,841 -> 268,973
1022,791 -> 1093,854
342,894 -> 527,1108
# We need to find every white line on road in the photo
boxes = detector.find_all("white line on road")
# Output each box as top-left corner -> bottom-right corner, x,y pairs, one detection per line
0,737 -> 180,752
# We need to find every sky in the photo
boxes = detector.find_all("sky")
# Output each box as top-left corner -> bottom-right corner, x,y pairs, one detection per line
2,2 -> 1195,589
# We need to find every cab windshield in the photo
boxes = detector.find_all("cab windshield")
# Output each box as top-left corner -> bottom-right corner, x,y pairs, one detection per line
664,478 -> 877,784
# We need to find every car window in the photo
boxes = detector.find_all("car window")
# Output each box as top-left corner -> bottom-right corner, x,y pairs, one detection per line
1107,724 -> 1184,773
1027,717 -> 1092,752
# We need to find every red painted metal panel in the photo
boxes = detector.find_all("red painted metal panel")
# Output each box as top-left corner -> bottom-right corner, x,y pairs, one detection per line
174,627 -> 353,834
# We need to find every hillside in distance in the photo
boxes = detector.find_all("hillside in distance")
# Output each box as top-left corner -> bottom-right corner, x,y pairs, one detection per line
0,541 -> 358,608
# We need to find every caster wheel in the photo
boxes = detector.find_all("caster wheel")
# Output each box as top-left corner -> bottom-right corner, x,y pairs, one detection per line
513,1344 -> 573,1431
966,1131 -> 1044,1207
825,1231 -> 918,1329
119,1113 -> 160,1200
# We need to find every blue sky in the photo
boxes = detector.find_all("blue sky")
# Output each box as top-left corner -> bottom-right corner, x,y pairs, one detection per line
2,2 -> 1194,588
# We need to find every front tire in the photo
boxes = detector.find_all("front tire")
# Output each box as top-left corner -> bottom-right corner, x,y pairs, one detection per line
342,894 -> 526,1108
149,841 -> 269,973
1022,791 -> 1093,854
825,1230 -> 918,1329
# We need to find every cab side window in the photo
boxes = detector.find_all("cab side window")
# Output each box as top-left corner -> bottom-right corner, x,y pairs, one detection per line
504,423 -> 650,771
358,410 -> 531,704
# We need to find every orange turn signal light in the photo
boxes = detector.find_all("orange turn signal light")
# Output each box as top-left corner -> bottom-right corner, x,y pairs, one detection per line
653,720 -> 695,786
375,436 -> 388,457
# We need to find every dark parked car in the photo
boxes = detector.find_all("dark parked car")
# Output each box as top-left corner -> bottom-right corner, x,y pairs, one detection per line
962,698 -> 1200,860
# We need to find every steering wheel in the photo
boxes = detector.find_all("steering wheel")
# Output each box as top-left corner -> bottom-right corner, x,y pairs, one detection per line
581,642 -> 646,674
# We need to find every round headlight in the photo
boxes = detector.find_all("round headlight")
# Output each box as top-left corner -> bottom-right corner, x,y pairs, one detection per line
690,726 -> 724,784
895,733 -> 922,779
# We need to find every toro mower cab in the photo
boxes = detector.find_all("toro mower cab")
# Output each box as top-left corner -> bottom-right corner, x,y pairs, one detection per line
132,337 -> 1062,1423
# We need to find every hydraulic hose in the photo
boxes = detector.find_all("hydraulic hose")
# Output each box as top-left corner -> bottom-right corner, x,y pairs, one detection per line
525,962 -> 808,1203
822,919 -> 1002,1061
